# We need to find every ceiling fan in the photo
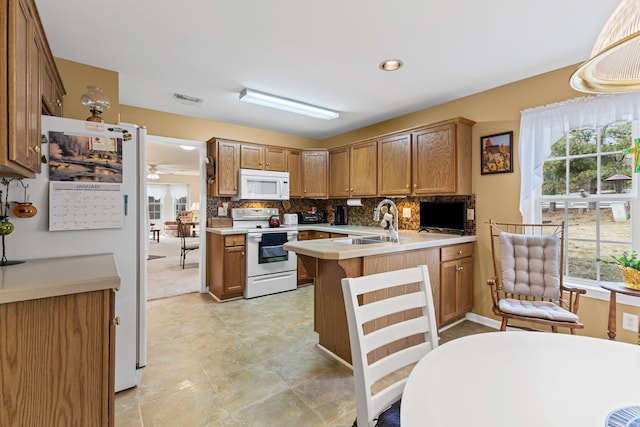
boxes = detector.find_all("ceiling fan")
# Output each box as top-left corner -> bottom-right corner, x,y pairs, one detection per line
146,165 -> 160,180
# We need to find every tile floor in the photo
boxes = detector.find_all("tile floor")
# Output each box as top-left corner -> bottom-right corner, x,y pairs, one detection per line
115,286 -> 494,426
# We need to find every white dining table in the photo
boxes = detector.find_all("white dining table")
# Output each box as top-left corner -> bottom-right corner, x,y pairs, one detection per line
401,332 -> 640,427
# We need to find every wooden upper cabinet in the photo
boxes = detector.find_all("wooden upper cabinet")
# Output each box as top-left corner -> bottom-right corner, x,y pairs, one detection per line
350,140 -> 377,197
329,147 -> 350,198
41,54 -> 64,117
207,139 -> 240,197
287,149 -> 303,198
302,150 -> 328,198
378,133 -> 412,196
240,144 -> 287,171
2,0 -> 65,178
412,118 -> 473,195
240,143 -> 264,169
330,141 -> 377,198
265,146 -> 286,171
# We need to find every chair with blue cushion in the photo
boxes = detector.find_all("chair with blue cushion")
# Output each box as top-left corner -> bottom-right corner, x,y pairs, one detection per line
342,265 -> 439,427
487,219 -> 586,333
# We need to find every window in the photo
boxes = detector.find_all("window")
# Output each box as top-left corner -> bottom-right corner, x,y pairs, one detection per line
538,121 -> 637,283
175,196 -> 188,216
148,196 -> 161,221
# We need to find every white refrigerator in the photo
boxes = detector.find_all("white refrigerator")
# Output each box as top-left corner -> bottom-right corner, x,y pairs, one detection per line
6,115 -> 147,392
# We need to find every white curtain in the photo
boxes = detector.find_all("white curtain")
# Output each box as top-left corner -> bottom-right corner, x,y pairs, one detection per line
170,184 -> 188,200
147,184 -> 165,200
519,92 -> 640,216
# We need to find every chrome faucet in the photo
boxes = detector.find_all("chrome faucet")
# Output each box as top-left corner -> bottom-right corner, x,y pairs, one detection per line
374,198 -> 399,242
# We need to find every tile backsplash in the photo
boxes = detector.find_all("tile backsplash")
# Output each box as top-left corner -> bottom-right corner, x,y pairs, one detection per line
207,194 -> 476,235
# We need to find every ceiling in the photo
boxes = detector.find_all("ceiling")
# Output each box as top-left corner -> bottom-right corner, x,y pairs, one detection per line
34,0 -> 620,170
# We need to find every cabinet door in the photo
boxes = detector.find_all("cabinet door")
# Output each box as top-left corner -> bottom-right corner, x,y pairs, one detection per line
8,0 -> 40,175
412,124 -> 456,194
329,147 -> 350,198
296,231 -> 313,284
378,134 -> 411,195
41,56 -> 63,117
265,146 -> 286,171
439,259 -> 460,325
287,149 -> 303,198
350,140 -> 377,196
457,256 -> 474,314
439,256 -> 473,325
302,150 -> 328,198
217,141 -> 240,196
224,245 -> 245,294
240,143 -> 264,169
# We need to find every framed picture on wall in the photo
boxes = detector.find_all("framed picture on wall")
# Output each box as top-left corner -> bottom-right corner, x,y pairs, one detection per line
481,131 -> 513,175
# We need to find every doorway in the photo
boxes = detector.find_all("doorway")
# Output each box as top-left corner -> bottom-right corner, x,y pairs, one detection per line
145,135 -> 206,300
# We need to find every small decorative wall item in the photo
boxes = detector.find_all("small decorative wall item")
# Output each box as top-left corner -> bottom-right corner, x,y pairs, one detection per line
0,178 -> 24,266
12,179 -> 37,218
481,131 -> 513,175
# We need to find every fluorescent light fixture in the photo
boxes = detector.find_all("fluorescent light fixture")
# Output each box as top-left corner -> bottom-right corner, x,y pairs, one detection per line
239,88 -> 339,120
180,145 -> 196,151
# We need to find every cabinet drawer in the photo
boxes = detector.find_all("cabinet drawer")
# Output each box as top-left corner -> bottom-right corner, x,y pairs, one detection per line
298,231 -> 310,241
441,243 -> 473,262
224,235 -> 245,247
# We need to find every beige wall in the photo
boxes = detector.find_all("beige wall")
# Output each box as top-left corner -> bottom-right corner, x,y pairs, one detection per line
56,59 -> 640,343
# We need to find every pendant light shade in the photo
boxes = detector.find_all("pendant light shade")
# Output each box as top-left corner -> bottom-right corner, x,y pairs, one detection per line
570,0 -> 640,93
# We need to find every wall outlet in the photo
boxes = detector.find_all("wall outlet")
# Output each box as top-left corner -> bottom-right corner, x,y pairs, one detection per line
403,208 -> 411,218
467,208 -> 475,221
623,312 -> 639,332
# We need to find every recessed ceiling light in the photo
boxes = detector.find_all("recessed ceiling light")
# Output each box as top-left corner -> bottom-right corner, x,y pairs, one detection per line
180,145 -> 196,151
379,59 -> 403,71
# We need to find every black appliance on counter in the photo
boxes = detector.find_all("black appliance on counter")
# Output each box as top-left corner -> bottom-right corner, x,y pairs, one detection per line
296,211 -> 325,224
333,205 -> 347,225
419,201 -> 466,235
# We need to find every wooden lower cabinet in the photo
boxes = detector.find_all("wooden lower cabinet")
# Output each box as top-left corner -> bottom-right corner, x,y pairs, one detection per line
0,289 -> 115,426
296,231 -> 314,286
439,243 -> 474,325
208,233 -> 246,300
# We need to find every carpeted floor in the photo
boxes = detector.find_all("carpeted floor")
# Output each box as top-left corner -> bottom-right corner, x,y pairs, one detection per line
146,235 -> 200,300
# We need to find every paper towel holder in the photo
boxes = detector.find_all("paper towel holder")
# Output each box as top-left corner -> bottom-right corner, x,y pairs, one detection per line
346,198 -> 363,206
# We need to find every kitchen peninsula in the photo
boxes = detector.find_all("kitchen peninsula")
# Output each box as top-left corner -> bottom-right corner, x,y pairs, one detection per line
283,227 -> 476,364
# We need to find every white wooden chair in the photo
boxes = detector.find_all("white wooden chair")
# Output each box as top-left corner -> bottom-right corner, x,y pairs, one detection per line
341,265 -> 439,427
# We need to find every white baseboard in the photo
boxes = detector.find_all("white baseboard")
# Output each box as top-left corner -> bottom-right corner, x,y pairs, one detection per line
464,312 -> 501,330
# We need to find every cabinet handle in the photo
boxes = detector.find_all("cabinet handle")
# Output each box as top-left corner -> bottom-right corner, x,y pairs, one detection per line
350,188 -> 353,191
241,252 -> 245,256
457,250 -> 463,254
259,161 -> 263,165
304,189 -> 307,193
413,184 -> 417,187
31,145 -> 40,153
233,238 -> 237,244
456,265 -> 464,271
114,316 -> 121,325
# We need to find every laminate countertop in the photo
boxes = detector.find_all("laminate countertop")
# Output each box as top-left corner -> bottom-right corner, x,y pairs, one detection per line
283,229 -> 476,260
0,253 -> 120,304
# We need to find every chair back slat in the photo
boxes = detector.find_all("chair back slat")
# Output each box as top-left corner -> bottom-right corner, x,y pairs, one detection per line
342,265 -> 439,427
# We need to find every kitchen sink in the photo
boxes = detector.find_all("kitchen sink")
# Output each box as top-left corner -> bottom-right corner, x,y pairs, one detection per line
334,235 -> 410,245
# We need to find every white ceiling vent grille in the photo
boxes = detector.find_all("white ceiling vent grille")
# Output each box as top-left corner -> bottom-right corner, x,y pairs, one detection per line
173,92 -> 203,106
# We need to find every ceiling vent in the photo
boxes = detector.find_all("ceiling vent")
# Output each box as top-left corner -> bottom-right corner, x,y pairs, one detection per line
173,92 -> 203,106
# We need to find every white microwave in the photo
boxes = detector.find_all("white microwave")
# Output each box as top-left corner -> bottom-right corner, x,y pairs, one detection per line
234,169 -> 290,201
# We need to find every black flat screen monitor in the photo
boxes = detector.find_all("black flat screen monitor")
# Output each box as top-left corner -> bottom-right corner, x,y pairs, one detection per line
419,201 -> 466,235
